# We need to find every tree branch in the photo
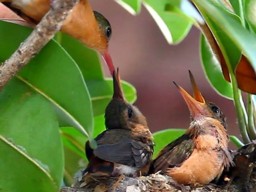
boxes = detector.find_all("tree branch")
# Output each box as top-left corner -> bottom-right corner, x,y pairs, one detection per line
0,0 -> 79,90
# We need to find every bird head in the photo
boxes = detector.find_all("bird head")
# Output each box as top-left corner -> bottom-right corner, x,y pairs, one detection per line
105,68 -> 148,130
93,11 -> 114,75
174,71 -> 226,127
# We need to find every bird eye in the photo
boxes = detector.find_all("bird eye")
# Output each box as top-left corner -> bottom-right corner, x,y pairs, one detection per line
105,26 -> 112,39
211,105 -> 220,114
128,107 -> 133,118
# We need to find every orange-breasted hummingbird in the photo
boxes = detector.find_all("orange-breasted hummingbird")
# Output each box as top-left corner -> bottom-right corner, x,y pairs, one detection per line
0,0 -> 115,74
150,71 -> 233,186
85,68 -> 154,177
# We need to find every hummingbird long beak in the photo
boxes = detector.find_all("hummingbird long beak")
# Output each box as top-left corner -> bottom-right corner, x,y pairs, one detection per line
189,71 -> 205,103
102,50 -> 115,75
173,81 -> 211,119
112,68 -> 124,100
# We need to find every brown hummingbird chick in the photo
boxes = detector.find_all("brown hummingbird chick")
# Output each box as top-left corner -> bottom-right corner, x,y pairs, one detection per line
0,0 -> 115,74
85,68 -> 154,177
150,71 -> 233,186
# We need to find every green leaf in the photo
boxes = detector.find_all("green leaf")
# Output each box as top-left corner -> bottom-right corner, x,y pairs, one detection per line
0,21 -> 94,139
58,34 -> 104,80
0,79 -> 63,192
244,0 -> 256,33
115,0 -> 142,15
93,115 -> 106,137
62,115 -> 107,185
60,126 -> 86,185
229,0 -> 249,29
61,115 -> 107,184
63,146 -> 86,185
194,0 -> 256,71
229,0 -> 244,17
200,35 -> 233,99
61,127 -> 86,159
230,135 -> 244,148
196,4 -> 241,72
87,79 -> 137,116
143,0 -> 193,44
153,129 -> 185,158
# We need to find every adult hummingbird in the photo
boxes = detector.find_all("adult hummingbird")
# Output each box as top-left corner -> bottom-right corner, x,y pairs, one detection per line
0,0 -> 115,74
85,68 -> 154,177
150,71 -> 233,185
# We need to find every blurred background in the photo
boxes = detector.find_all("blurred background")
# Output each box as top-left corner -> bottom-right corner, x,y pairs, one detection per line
91,1 -> 239,138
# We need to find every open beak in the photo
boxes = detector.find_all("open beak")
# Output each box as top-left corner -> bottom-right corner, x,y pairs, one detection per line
112,68 -> 124,100
189,70 -> 205,103
173,72 -> 210,118
102,50 -> 115,75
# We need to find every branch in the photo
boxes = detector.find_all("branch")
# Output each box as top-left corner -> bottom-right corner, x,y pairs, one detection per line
0,0 -> 79,90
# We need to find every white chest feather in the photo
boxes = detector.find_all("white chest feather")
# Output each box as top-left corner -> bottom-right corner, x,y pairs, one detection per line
114,164 -> 137,176
12,0 -> 33,7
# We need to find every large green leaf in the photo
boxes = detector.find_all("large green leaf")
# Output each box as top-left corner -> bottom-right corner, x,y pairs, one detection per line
0,21 -> 93,139
200,35 -> 233,99
153,129 -> 185,158
194,0 -> 256,71
194,2 -> 242,72
0,79 -> 63,192
115,0 -> 142,15
143,0 -> 193,44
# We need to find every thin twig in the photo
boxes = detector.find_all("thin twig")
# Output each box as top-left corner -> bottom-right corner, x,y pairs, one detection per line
0,0 -> 79,90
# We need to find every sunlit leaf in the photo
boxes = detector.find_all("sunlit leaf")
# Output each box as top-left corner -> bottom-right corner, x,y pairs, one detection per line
115,0 -> 142,15
143,0 -> 193,44
200,35 -> 233,99
195,0 -> 256,93
194,0 -> 256,73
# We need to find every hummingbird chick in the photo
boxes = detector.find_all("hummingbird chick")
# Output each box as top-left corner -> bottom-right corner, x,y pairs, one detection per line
150,71 -> 232,186
85,68 -> 154,177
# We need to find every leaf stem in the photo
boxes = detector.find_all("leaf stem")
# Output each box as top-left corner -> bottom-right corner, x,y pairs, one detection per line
247,94 -> 256,140
238,0 -> 246,27
230,72 -> 250,143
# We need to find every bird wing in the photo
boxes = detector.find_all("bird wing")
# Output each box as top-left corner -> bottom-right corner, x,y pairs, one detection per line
152,134 -> 195,173
93,130 -> 153,168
